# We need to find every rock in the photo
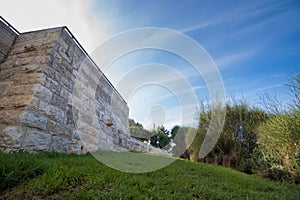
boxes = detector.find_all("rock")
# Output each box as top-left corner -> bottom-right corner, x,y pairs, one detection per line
50,136 -> 70,153
0,95 -> 33,108
0,110 -> 21,125
22,128 -> 51,151
35,86 -> 53,103
18,111 -> 48,130
0,126 -> 24,148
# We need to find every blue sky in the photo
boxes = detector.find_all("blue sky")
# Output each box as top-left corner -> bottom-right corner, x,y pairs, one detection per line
91,0 -> 300,129
1,0 -> 300,129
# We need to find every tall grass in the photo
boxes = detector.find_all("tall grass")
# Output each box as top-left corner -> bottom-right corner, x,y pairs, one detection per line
254,73 -> 300,183
186,73 -> 300,183
190,100 -> 268,173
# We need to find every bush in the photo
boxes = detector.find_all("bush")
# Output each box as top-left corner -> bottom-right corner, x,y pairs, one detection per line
189,100 -> 268,173
255,112 -> 300,183
254,73 -> 300,183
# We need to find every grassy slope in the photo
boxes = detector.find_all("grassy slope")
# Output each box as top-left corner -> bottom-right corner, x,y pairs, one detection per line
0,152 -> 299,200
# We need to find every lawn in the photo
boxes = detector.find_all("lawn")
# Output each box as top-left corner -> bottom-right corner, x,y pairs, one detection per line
0,151 -> 299,199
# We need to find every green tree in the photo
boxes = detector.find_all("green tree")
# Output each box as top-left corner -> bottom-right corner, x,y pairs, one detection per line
170,125 -> 180,139
129,120 -> 172,149
150,126 -> 171,149
129,119 -> 152,142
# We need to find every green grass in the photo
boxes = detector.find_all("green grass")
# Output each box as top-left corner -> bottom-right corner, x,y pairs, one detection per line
0,151 -> 299,199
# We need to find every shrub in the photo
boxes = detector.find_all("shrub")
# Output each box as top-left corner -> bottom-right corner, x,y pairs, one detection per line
254,73 -> 300,183
188,100 -> 268,173
255,112 -> 300,183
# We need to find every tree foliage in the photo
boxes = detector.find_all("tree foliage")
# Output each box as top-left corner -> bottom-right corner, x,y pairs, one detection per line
254,73 -> 300,182
181,73 -> 300,183
150,126 -> 171,149
189,101 -> 268,172
129,119 -> 171,149
128,119 -> 152,141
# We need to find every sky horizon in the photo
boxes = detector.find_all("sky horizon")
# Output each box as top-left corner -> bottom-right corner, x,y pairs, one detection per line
1,0 -> 299,130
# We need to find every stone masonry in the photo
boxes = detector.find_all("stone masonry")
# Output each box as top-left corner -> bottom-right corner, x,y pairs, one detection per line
0,17 -> 169,155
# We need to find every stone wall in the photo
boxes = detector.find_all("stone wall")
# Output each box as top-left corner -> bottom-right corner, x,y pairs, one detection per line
0,18 -> 170,156
0,27 -> 68,152
0,17 -> 18,63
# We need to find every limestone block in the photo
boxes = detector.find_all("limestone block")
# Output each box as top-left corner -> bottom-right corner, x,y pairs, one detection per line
45,77 -> 60,94
0,54 -> 17,69
6,84 -> 35,96
76,121 -> 90,137
19,64 -> 44,73
51,94 -> 67,110
0,110 -> 21,125
96,85 -> 111,104
47,119 -> 64,136
23,95 -> 39,111
51,62 -> 66,76
10,43 -> 53,55
65,70 -> 74,81
11,73 -> 45,85
80,112 -> 93,125
16,49 -> 50,59
0,81 -> 12,98
0,126 -> 24,148
14,56 -> 47,67
60,87 -> 71,99
14,32 -> 60,48
16,31 -> 47,43
46,30 -> 61,40
50,136 -> 70,153
39,100 -> 65,122
72,130 -> 80,140
80,129 -> 98,150
61,58 -> 73,72
0,67 -> 20,80
43,65 -> 61,82
0,95 -> 33,108
60,77 -> 73,92
35,85 -> 53,103
18,111 -> 48,130
70,139 -> 86,154
52,51 -> 63,64
73,81 -> 87,99
22,128 -> 51,151
57,37 -> 69,51
65,104 -> 78,127
49,105 -> 64,121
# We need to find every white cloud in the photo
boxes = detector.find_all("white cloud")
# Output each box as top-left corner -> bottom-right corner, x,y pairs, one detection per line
180,17 -> 224,33
215,48 -> 259,69
0,0 -> 109,52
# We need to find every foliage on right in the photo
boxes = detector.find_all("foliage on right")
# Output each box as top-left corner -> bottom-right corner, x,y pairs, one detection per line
254,73 -> 300,183
178,73 -> 300,183
188,101 -> 268,173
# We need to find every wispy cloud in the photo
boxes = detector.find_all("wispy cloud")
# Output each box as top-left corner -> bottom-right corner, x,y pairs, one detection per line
215,48 -> 259,69
179,0 -> 281,34
180,18 -> 220,33
223,72 -> 290,105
